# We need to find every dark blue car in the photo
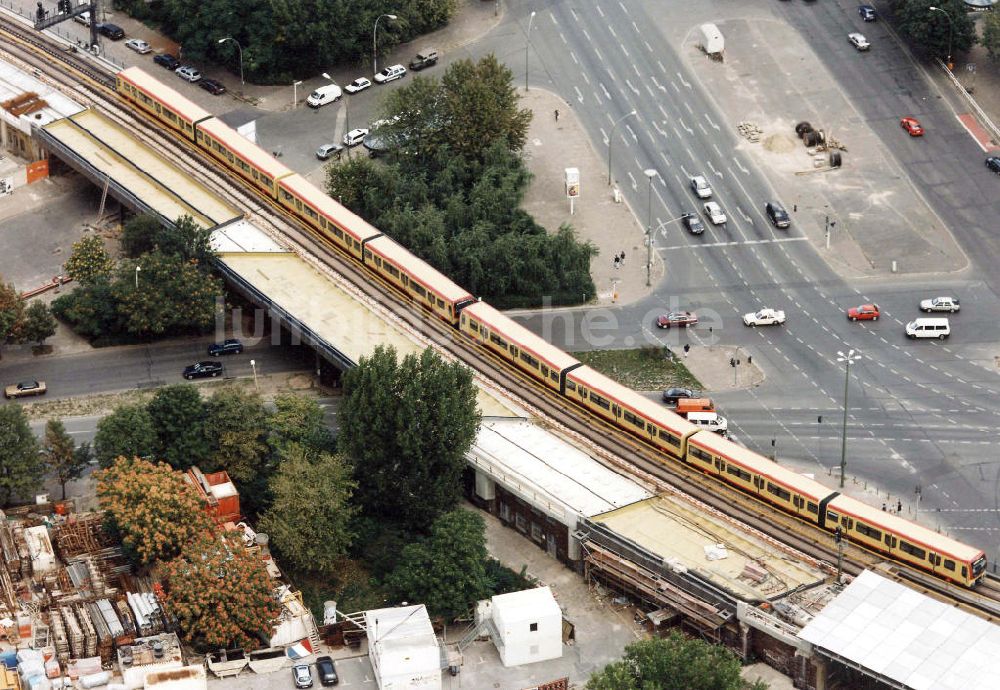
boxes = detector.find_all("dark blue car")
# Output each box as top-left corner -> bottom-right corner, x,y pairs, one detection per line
208,339 -> 244,356
153,53 -> 181,70
858,5 -> 876,21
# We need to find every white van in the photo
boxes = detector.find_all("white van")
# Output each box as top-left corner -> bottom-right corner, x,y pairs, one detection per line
687,411 -> 728,435
306,84 -> 342,108
905,317 -> 950,340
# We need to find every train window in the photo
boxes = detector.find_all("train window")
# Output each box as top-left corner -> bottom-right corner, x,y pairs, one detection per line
827,510 -> 839,523
726,465 -> 751,482
384,264 -> 399,278
840,517 -> 853,529
623,411 -> 644,429
944,560 -> 955,571
807,502 -> 818,514
551,372 -> 559,382
962,566 -> 967,578
899,541 -> 926,560
766,483 -> 791,501
460,316 -> 466,326
588,391 -> 611,410
364,250 -> 372,260
295,200 -> 303,211
468,321 -> 478,332
252,170 -> 259,180
333,227 -> 343,240
541,365 -> 549,377
855,522 -> 882,542
690,448 -> 712,463
489,332 -> 508,350
412,283 -> 427,298
374,257 -> 382,268
520,352 -> 539,369
262,175 -> 272,188
657,429 -> 680,447
510,346 -> 519,358
753,476 -> 764,490
280,190 -> 292,202
437,298 -> 445,308
566,381 -> 576,391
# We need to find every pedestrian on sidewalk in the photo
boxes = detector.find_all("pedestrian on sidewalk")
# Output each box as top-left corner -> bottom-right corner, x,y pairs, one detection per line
897,499 -> 902,514
554,109 -> 560,122
683,343 -> 690,358
619,251 -> 626,266
882,503 -> 887,512
613,255 -> 620,269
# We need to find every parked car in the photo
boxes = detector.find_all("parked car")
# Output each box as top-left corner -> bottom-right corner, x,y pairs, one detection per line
344,77 -> 372,94
316,143 -> 344,161
306,84 -> 342,108
208,339 -> 244,356
4,380 -> 46,400
343,128 -> 369,147
315,656 -> 339,686
703,201 -> 726,225
765,201 -> 790,228
920,296 -> 960,313
846,304 -> 880,321
662,387 -> 697,406
986,157 -> 1000,174
743,308 -> 786,326
408,49 -> 439,71
293,664 -> 314,689
848,33 -> 870,51
858,4 -> 876,21
900,117 -> 924,137
124,39 -> 151,54
73,10 -> 90,26
681,212 -> 704,235
175,66 -> 202,82
199,78 -> 226,95
689,175 -> 712,199
153,53 -> 181,70
656,311 -> 698,328
374,64 -> 406,84
97,22 -> 124,40
183,361 -> 223,380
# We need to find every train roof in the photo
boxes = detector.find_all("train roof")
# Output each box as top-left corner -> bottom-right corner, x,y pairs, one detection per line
828,493 -> 983,562
689,432 -> 835,502
117,67 -> 212,124
197,117 -> 293,180
461,301 -> 581,373
365,235 -> 474,306
277,174 -> 382,244
566,365 -> 699,439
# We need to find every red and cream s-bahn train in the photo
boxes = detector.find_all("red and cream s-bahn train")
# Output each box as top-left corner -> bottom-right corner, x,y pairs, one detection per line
115,67 -> 988,587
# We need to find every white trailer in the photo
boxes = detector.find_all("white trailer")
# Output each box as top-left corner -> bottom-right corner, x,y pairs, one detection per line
699,23 -> 725,60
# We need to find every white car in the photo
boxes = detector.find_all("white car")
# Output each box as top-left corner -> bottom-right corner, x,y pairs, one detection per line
848,33 -> 870,51
703,201 -> 726,225
344,77 -> 372,94
374,64 -> 406,84
743,308 -> 786,327
175,66 -> 201,82
343,128 -> 369,147
73,11 -> 90,25
125,39 -> 151,54
920,296 -> 960,313
690,175 -> 712,199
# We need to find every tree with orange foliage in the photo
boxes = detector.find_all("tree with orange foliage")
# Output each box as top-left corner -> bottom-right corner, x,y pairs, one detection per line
161,532 -> 281,651
95,456 -> 214,566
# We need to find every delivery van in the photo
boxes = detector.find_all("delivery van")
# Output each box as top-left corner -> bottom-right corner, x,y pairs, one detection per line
687,411 -> 728,435
905,318 -> 950,340
307,83 -> 342,108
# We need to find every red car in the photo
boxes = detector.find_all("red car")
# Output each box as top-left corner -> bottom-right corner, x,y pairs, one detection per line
900,117 -> 924,137
846,304 -> 880,321
657,311 -> 698,328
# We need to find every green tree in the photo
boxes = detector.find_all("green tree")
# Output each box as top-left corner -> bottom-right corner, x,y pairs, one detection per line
21,301 -> 57,347
93,403 -> 157,468
0,405 -> 44,505
95,456 -> 215,565
268,393 -> 334,454
259,444 -> 358,573
384,510 -> 491,620
120,214 -> 163,258
42,419 -> 88,500
64,235 -> 114,285
147,385 -> 210,471
339,345 -> 480,530
896,0 -> 975,61
205,387 -> 270,482
0,279 -> 25,355
161,531 -> 280,651
50,278 -> 121,340
983,10 -> 1000,62
122,215 -> 215,265
586,633 -> 766,690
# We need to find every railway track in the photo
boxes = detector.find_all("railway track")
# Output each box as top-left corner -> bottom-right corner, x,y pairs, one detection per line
4,11 -> 999,621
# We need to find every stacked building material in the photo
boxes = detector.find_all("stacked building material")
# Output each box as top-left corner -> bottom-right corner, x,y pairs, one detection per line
49,606 -> 69,663
127,591 -> 162,637
59,605 -> 84,660
74,602 -> 98,658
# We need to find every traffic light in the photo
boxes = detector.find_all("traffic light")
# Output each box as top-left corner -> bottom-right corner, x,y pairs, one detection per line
835,526 -> 843,544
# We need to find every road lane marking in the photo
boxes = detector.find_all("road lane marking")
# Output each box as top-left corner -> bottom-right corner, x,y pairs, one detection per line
658,237 -> 809,250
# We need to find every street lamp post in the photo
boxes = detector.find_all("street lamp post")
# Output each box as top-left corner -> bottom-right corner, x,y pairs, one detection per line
250,359 -> 258,391
525,11 -> 537,91
373,13 -> 398,77
292,80 -> 303,109
607,109 -> 637,186
836,349 -> 861,488
644,169 -> 656,287
928,6 -> 954,68
134,265 -> 141,289
217,37 -> 244,87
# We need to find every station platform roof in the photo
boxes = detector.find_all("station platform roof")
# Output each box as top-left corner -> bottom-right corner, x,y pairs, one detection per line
592,495 -> 827,602
213,221 -> 519,419
41,109 -> 240,228
0,61 -> 84,131
799,570 -> 1000,690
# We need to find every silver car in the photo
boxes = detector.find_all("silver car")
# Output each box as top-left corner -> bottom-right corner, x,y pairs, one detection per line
175,65 -> 201,82
316,143 -> 343,160
689,175 -> 712,199
920,296 -> 959,313
703,201 -> 727,225
848,33 -> 870,51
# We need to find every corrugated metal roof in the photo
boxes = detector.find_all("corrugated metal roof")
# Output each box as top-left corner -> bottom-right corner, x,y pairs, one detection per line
799,570 -> 1000,690
462,301 -> 580,373
366,235 -> 473,304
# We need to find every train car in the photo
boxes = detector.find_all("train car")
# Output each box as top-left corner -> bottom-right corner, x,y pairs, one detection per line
826,494 -> 987,587
277,174 -> 382,260
565,365 -> 698,458
686,431 -> 839,522
116,67 -> 212,141
459,301 -> 582,392
363,235 -> 475,324
195,118 -> 293,198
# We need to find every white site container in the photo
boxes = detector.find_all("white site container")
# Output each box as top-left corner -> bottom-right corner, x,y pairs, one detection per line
490,587 -> 562,667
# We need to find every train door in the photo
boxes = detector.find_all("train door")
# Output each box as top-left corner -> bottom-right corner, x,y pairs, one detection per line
752,475 -> 764,494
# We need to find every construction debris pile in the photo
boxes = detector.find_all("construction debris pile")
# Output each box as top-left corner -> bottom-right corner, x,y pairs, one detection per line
794,121 -> 846,172
737,121 -> 762,143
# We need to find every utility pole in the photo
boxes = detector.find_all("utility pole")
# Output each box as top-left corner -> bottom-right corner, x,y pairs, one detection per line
835,527 -> 845,584
837,350 -> 860,488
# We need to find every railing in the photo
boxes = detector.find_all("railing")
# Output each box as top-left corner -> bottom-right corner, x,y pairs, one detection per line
935,58 -> 1000,146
